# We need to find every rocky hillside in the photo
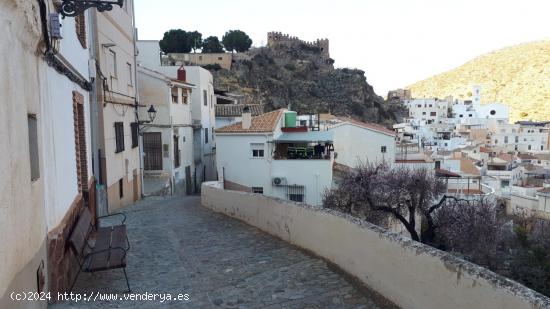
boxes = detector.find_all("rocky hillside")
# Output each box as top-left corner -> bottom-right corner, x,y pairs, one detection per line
209,44 -> 402,125
407,41 -> 550,123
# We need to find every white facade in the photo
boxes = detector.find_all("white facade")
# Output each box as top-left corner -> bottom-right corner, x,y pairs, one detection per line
488,122 -> 549,152
138,66 -> 195,194
328,123 -> 396,167
216,111 -> 334,207
185,66 -> 217,183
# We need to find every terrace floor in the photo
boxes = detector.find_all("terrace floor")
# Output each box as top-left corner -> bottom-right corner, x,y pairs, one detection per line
50,195 -> 395,308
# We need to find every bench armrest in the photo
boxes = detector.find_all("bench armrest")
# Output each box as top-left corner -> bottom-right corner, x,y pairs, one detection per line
97,213 -> 126,226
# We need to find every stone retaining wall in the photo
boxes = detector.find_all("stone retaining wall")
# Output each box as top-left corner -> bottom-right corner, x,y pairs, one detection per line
201,181 -> 550,309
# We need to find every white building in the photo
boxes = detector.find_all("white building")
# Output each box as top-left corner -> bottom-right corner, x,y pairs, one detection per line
324,117 -> 396,167
185,66 -> 218,185
136,41 -> 218,187
138,65 -> 195,195
1,0 -> 97,304
487,121 -> 549,152
216,109 -> 334,207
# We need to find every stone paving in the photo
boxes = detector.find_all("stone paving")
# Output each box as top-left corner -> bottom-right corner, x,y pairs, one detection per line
50,195 -> 396,308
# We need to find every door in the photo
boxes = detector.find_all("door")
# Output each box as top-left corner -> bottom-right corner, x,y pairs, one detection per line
185,166 -> 192,195
143,132 -> 162,170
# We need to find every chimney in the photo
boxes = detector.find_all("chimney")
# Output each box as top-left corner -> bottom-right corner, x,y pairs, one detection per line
242,106 -> 252,130
177,66 -> 186,82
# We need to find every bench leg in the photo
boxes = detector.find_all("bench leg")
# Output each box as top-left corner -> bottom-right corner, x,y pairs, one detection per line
122,267 -> 131,293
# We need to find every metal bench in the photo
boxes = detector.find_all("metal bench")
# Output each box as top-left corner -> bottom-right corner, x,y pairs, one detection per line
68,207 -> 131,292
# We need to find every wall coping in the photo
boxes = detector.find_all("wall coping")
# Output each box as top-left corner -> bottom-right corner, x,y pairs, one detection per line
202,181 -> 550,307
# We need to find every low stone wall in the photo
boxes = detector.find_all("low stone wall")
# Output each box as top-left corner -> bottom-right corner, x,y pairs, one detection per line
201,182 -> 550,309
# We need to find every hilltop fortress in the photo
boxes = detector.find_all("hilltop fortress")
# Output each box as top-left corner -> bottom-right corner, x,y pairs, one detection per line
267,32 -> 330,58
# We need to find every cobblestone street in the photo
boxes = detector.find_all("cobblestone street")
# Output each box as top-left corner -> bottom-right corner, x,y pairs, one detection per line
51,195 -> 394,308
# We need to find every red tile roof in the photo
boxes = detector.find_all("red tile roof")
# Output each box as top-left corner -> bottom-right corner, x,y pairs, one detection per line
215,109 -> 285,133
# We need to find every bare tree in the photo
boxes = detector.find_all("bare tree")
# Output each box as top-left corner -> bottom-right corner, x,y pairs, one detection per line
324,163 -> 445,242
433,197 -> 505,268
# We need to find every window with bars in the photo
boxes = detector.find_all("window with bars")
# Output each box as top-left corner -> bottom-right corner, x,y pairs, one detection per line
174,135 -> 180,168
381,146 -> 387,153
114,122 -> 125,153
287,185 -> 305,203
131,122 -> 138,148
204,128 -> 209,144
203,90 -> 208,106
252,187 -> 263,194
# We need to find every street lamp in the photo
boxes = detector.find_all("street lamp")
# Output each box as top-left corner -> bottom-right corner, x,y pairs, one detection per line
59,0 -> 125,17
138,105 -> 157,125
147,105 -> 157,123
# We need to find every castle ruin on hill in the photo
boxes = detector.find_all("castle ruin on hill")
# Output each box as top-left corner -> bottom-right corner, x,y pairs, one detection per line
267,32 -> 330,58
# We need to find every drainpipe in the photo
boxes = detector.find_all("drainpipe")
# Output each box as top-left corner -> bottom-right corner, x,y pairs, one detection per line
130,0 -> 145,198
88,8 -> 104,216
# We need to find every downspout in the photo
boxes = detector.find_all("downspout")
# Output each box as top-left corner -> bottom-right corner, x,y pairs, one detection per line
130,0 -> 145,198
88,8 -> 103,216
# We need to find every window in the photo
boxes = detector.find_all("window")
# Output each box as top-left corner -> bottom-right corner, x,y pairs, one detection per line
114,122 -> 125,153
203,90 -> 208,106
430,112 -> 437,116
174,135 -> 180,168
119,178 -> 124,198
109,50 -> 117,77
131,122 -> 138,148
252,187 -> 264,194
528,145 -> 532,150
287,185 -> 305,202
381,146 -> 387,153
28,114 -> 40,181
459,114 -> 463,118
127,63 -> 133,86
204,128 -> 209,144
251,143 -> 265,158
504,136 -> 508,144
422,112 -> 426,115
468,114 -> 472,117
218,57 -> 223,60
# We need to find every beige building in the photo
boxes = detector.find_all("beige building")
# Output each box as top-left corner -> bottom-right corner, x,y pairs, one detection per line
162,53 -> 233,70
1,0 -> 96,306
92,0 -> 141,212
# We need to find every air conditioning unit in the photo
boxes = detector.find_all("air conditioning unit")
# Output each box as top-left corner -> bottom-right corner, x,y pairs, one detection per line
272,177 -> 287,186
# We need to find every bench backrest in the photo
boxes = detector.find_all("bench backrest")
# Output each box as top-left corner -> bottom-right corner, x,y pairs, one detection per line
68,207 -> 93,258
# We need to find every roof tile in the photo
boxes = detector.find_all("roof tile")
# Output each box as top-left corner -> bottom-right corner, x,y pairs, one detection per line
215,109 -> 285,133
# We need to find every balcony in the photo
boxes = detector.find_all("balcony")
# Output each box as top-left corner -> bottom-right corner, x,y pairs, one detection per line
272,131 -> 334,160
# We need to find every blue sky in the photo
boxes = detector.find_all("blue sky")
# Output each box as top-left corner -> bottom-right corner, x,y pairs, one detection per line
134,0 -> 550,95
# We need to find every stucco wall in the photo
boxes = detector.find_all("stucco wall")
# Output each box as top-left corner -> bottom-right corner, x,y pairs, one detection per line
0,1 -> 47,306
202,182 -> 550,309
330,124 -> 396,167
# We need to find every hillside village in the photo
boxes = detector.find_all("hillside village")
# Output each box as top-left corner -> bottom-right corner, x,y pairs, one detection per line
2,1 -> 550,308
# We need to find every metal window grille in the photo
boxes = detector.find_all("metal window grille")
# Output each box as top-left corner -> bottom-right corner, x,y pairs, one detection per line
287,185 -> 305,203
114,122 -> 125,153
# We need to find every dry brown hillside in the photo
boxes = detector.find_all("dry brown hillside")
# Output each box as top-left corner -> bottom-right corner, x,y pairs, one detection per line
407,41 -> 550,123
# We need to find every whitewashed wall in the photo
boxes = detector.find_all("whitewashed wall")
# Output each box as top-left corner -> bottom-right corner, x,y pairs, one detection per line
329,124 -> 395,167
202,183 -> 550,309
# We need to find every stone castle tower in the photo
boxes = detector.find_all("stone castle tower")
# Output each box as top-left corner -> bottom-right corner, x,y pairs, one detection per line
267,32 -> 330,58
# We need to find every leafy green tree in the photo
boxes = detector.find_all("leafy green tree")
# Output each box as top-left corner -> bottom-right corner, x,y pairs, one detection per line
222,30 -> 252,53
201,36 -> 224,53
188,31 -> 203,53
159,29 -> 191,53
